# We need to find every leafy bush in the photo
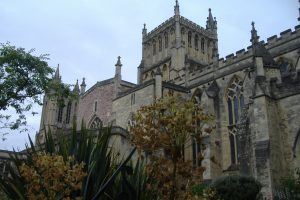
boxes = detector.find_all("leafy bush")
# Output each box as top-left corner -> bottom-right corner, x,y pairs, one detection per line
0,125 -> 147,200
205,175 -> 261,200
279,168 -> 300,200
191,183 -> 207,196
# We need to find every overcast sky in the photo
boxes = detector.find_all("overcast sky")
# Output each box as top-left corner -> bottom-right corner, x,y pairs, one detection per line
0,0 -> 298,150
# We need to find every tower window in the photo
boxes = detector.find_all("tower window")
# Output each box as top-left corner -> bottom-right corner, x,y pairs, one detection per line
195,34 -> 199,50
201,38 -> 205,53
188,31 -> 192,47
164,32 -> 168,48
153,40 -> 156,55
66,102 -> 72,124
158,36 -> 162,52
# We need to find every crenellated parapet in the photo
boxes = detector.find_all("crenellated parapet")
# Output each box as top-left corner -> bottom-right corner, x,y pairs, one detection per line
143,17 -> 175,42
217,25 -> 300,69
180,16 -> 216,39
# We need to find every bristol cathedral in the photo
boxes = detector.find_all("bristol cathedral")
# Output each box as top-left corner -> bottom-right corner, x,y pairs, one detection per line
37,1 -> 300,198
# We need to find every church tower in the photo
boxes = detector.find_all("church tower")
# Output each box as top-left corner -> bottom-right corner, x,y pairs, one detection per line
37,65 -> 79,143
138,1 -> 218,85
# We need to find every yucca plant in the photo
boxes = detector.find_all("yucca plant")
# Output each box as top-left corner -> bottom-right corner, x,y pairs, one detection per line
0,123 -> 148,200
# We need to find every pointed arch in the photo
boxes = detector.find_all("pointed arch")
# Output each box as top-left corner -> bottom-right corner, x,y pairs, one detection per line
164,32 -> 169,48
152,39 -> 156,55
188,31 -> 192,47
225,75 -> 244,165
158,36 -> 162,52
191,88 -> 202,166
88,115 -> 103,129
195,34 -> 199,51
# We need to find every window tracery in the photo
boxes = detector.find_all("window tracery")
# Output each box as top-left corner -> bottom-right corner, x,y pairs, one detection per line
226,77 -> 244,165
90,117 -> 102,129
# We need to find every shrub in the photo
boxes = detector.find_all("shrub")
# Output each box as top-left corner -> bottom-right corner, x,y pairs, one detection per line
206,175 -> 261,200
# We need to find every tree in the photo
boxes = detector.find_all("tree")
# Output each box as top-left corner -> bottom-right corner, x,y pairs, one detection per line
0,43 -> 71,137
129,94 -> 214,200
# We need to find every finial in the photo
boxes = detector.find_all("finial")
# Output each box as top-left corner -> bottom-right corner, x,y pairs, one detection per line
54,64 -> 60,80
115,56 -> 122,66
250,21 -> 259,44
142,23 -> 147,37
174,0 -> 180,16
80,77 -> 86,86
73,79 -> 80,93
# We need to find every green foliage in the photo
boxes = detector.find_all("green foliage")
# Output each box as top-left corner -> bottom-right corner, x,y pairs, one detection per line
279,168 -> 300,200
0,42 -> 52,136
0,42 -> 53,112
0,124 -> 148,200
205,175 -> 261,200
191,183 -> 207,197
0,42 -> 74,137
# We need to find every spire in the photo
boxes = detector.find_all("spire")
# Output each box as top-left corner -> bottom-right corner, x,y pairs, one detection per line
250,21 -> 259,45
298,0 -> 300,22
80,77 -> 86,87
73,79 -> 80,94
142,23 -> 147,38
54,64 -> 60,80
174,0 -> 180,16
206,8 -> 217,32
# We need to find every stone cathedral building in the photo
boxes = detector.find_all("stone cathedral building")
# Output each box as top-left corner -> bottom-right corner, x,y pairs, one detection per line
37,1 -> 300,198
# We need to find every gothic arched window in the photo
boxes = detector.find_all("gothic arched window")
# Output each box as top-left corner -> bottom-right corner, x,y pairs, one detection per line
65,102 -> 72,124
57,106 -> 63,123
192,89 -> 202,166
153,40 -> 156,55
188,31 -> 192,47
201,38 -> 205,53
195,34 -> 199,51
158,36 -> 162,52
226,76 -> 244,165
164,32 -> 168,48
90,117 -> 102,129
